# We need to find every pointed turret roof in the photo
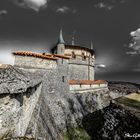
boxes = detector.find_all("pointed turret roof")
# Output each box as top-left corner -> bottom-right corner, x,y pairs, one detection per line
58,29 -> 65,44
90,41 -> 94,50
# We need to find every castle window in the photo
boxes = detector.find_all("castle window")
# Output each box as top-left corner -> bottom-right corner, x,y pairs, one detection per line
62,76 -> 66,82
61,47 -> 63,53
82,52 -> 86,60
72,51 -> 76,59
62,58 -> 63,64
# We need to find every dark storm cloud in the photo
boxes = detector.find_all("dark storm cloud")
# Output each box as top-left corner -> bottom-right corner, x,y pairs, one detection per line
12,0 -> 48,12
0,0 -> 140,82
0,39 -> 51,64
0,10 -> 8,15
94,2 -> 114,10
55,6 -> 77,14
94,0 -> 131,10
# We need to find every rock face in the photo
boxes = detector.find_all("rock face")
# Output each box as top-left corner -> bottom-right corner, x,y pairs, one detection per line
0,65 -> 139,140
82,103 -> 140,140
0,65 -> 42,139
0,65 -> 41,94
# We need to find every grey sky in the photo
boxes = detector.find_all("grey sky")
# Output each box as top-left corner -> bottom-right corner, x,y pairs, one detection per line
0,0 -> 140,83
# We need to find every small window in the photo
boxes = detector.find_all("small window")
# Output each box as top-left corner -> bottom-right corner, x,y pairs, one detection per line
82,52 -> 86,60
72,51 -> 76,59
62,76 -> 65,83
62,58 -> 63,64
61,47 -> 63,53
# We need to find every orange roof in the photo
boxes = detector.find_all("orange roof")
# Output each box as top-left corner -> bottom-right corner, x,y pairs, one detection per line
42,52 -> 53,56
53,54 -> 70,59
69,80 -> 107,85
13,52 -> 58,60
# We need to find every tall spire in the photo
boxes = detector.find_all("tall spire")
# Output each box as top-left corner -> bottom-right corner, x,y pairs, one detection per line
58,28 -> 65,44
72,31 -> 76,45
72,37 -> 75,45
90,41 -> 94,50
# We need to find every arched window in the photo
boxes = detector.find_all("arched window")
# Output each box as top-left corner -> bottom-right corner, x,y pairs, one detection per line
72,51 -> 76,59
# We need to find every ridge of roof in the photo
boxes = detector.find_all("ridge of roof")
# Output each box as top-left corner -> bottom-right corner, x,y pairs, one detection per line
69,80 -> 107,85
13,52 -> 58,60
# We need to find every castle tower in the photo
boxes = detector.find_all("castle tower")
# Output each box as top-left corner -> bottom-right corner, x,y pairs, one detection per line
71,31 -> 75,46
57,29 -> 65,54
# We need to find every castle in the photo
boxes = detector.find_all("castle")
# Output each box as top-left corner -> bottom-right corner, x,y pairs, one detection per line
13,30 -> 108,92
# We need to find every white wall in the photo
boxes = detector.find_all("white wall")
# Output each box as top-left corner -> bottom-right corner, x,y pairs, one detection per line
70,83 -> 108,91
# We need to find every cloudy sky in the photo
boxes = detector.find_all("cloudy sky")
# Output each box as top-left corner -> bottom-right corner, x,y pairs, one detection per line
0,0 -> 140,83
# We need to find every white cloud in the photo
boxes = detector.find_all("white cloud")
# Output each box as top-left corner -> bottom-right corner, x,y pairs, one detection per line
0,49 -> 14,65
126,51 -> 137,55
95,64 -> 106,68
0,10 -> 8,15
94,2 -> 113,10
13,0 -> 47,12
56,6 -> 77,14
127,28 -> 140,55
94,0 -> 130,11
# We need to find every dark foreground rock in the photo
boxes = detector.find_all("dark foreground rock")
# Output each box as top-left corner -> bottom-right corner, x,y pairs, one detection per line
82,103 -> 140,140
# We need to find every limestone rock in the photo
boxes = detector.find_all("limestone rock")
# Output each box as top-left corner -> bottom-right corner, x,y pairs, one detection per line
0,65 -> 41,94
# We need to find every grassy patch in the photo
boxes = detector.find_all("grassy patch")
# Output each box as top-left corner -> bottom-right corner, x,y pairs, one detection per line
63,127 -> 91,140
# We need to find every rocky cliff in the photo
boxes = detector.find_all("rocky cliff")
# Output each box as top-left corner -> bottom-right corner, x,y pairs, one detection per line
0,65 -> 139,140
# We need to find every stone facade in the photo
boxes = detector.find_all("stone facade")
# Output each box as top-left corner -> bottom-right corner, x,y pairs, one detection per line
69,59 -> 95,80
64,45 -> 95,81
14,55 -> 57,69
52,44 -> 95,81
70,83 -> 108,92
13,33 -> 105,92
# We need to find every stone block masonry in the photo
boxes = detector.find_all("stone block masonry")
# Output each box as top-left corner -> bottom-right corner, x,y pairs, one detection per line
14,55 -> 57,69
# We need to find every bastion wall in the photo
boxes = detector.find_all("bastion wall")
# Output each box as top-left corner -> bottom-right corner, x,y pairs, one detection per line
14,55 -> 57,69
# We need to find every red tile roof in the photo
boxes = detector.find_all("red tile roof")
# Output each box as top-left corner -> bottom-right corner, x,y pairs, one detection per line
13,52 -> 58,60
42,53 -> 53,56
69,80 -> 107,85
13,52 -> 70,60
53,54 -> 70,59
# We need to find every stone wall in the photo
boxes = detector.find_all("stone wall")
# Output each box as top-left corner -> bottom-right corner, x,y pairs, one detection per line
57,58 -> 70,93
69,64 -> 89,80
1,65 -> 137,140
53,44 -> 95,81
57,44 -> 65,54
70,83 -> 108,91
64,46 -> 94,58
68,60 -> 94,80
14,55 -> 57,69
0,65 -> 42,139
